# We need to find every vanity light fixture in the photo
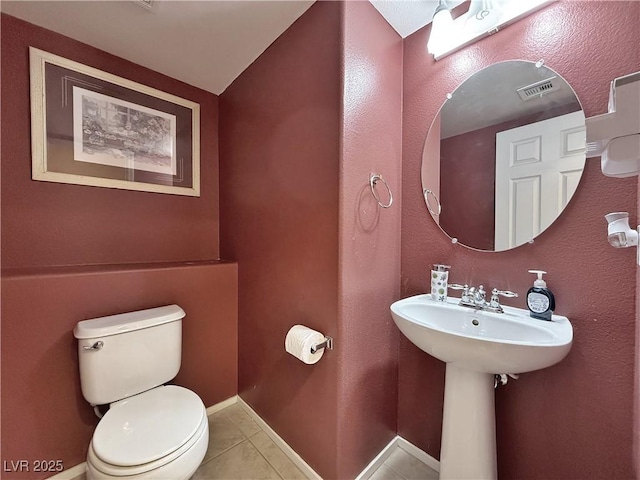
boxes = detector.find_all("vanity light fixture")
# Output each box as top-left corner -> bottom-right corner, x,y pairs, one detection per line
427,0 -> 455,55
427,0 -> 554,60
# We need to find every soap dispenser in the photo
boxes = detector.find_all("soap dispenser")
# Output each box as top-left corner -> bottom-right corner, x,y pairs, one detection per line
526,270 -> 555,321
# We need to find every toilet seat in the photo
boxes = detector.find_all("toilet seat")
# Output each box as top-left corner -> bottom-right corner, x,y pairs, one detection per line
88,385 -> 207,477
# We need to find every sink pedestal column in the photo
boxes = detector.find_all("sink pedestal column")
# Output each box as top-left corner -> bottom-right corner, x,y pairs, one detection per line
440,364 -> 497,480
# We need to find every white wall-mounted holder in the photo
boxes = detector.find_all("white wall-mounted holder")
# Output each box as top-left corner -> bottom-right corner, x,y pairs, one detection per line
605,212 -> 639,266
586,71 -> 640,177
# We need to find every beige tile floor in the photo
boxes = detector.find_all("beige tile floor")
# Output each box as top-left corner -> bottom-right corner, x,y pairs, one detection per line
192,403 -> 307,480
368,448 -> 439,480
69,402 -> 438,480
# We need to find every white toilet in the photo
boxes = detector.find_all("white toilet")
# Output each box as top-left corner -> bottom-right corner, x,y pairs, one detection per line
74,305 -> 209,480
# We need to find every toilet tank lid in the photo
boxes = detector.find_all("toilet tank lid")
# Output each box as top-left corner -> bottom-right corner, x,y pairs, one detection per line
74,305 -> 185,339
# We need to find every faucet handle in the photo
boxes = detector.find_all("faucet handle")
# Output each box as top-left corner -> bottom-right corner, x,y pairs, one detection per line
449,283 -> 471,303
490,288 -> 518,306
491,288 -> 518,298
487,288 -> 518,313
449,283 -> 468,296
476,285 -> 486,300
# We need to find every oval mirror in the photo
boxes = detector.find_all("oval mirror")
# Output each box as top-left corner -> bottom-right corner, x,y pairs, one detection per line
421,60 -> 586,252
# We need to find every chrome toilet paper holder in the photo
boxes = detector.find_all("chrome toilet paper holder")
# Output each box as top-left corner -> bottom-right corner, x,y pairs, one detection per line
310,336 -> 334,354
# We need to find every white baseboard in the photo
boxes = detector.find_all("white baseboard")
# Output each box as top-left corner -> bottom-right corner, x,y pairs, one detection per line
355,435 -> 440,479
237,396 -> 323,480
47,462 -> 86,480
396,436 -> 440,472
354,436 -> 400,480
206,395 -> 238,416
236,398 -> 437,480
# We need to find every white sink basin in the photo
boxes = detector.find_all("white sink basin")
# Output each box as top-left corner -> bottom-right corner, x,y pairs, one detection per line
391,294 -> 572,374
391,294 -> 573,479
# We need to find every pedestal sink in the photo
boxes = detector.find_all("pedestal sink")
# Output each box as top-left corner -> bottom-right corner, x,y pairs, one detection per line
390,294 -> 572,479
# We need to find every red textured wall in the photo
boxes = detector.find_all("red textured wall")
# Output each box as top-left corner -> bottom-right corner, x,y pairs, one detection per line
337,1 -> 402,477
636,191 -> 640,478
440,129 -> 495,250
1,262 -> 238,479
401,2 -> 639,478
219,2 -> 341,478
1,14 -> 237,479
220,2 -> 403,477
1,14 -> 219,268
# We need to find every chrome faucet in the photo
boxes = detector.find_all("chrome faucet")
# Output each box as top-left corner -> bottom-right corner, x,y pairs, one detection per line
449,284 -> 518,313
487,288 -> 519,313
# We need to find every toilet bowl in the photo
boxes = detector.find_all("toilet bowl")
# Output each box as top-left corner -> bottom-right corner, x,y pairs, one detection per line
86,386 -> 208,480
74,305 -> 210,480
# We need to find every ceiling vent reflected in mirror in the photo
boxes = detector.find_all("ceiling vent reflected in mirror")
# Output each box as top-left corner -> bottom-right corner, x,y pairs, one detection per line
517,77 -> 559,101
132,0 -> 154,11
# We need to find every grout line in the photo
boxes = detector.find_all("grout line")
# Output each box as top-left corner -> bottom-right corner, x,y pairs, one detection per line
237,397 -> 322,480
395,437 -> 440,473
379,463 -> 409,480
354,435 -> 439,480
243,415 -> 306,480
200,405 -> 249,465
247,433 -> 287,480
224,405 -> 261,439
354,436 -> 399,480
206,401 -> 436,480
202,402 -> 286,478
381,459 -> 410,480
198,437 -> 247,467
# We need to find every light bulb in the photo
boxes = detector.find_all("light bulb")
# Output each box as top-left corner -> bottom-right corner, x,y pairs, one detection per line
427,5 -> 455,55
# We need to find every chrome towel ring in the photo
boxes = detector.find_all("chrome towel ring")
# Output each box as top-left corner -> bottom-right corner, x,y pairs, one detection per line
423,188 -> 441,216
370,173 -> 393,209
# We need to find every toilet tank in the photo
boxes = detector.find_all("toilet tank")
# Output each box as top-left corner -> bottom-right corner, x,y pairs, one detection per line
73,305 -> 185,405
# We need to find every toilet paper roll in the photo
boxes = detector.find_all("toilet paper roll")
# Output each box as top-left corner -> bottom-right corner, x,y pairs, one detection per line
285,325 -> 326,364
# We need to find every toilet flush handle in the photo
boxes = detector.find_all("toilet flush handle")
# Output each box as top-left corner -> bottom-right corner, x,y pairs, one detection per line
83,341 -> 104,351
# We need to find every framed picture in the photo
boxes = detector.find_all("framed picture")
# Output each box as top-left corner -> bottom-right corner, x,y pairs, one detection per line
29,47 -> 200,196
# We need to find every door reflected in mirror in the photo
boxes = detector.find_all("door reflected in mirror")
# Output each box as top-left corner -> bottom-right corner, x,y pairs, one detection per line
421,60 -> 586,252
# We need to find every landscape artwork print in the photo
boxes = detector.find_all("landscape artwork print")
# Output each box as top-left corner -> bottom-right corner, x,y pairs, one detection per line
73,87 -> 177,176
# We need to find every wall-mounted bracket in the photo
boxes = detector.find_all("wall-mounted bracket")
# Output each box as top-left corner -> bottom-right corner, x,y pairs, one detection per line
586,71 -> 640,177
310,336 -> 333,354
605,212 -> 639,266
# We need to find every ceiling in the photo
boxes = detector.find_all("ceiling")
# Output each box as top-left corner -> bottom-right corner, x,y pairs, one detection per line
369,0 -> 465,38
441,61 -> 581,138
1,0 -> 315,95
1,0 -> 463,95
